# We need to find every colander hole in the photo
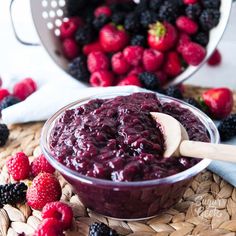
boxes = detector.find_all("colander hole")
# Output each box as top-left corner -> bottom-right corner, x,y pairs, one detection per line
42,11 -> 48,19
55,19 -> 62,27
47,22 -> 54,30
49,10 -> 56,18
57,9 -> 64,17
54,29 -> 61,36
51,0 -> 57,8
59,0 -> 66,7
42,0 -> 48,7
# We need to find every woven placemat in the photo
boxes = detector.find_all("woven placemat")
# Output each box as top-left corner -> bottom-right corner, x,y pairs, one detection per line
0,86 -> 236,236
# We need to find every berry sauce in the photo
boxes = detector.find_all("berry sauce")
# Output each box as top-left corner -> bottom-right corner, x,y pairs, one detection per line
49,93 -> 209,182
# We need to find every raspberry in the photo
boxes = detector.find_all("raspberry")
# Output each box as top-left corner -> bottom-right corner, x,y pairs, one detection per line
207,49 -> 222,66
34,218 -> 64,236
199,9 -> 220,31
89,222 -> 118,236
138,72 -> 160,90
59,17 -> 82,39
0,96 -> 20,110
13,79 -> 36,101
185,3 -> 202,20
183,0 -> 198,4
165,86 -> 183,99
124,13 -> 141,33
26,173 -> 62,210
93,15 -> 110,30
177,33 -> 191,53
90,70 -> 114,87
181,42 -> 206,66
62,38 -> 79,60
130,35 -> 147,47
123,46 -> 144,66
118,75 -> 142,87
7,152 -> 30,181
83,41 -> 103,56
111,52 -> 130,75
94,6 -> 111,18
155,71 -> 168,87
193,31 -> 209,46
143,49 -> 164,72
0,124 -> 9,147
42,202 -> 73,230
176,16 -> 198,35
22,78 -> 37,92
31,154 -> 55,177
128,67 -> 145,77
164,52 -> 182,77
75,25 -> 95,45
87,51 -> 109,73
0,89 -> 10,102
218,114 -> 236,141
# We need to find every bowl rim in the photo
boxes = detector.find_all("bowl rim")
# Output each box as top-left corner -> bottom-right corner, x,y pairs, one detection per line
41,92 -> 219,187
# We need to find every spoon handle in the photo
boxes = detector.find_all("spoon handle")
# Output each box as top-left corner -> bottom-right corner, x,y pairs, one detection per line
180,141 -> 236,163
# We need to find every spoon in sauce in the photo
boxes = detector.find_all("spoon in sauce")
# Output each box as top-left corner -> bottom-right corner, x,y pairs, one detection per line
151,112 -> 236,163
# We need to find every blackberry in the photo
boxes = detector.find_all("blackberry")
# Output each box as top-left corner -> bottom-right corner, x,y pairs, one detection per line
185,3 -> 202,20
149,0 -> 164,11
124,13 -> 141,33
89,222 -> 118,236
158,1 -> 180,23
199,9 -> 221,31
135,0 -> 149,14
93,15 -> 110,30
140,10 -> 159,29
184,98 -> 202,110
66,0 -> 86,16
81,7 -> 95,24
139,72 -> 160,90
218,114 -> 236,141
0,183 -> 27,208
0,124 -> 9,147
75,25 -> 95,45
0,96 -> 20,110
165,86 -> 183,99
202,0 -> 221,9
111,12 -> 126,25
193,31 -> 209,46
131,35 -> 147,47
68,56 -> 90,82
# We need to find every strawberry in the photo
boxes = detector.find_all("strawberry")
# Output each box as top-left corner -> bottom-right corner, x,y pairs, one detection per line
143,49 -> 164,72
90,70 -> 114,87
177,32 -> 191,53
7,152 -> 30,181
164,52 -> 182,77
176,16 -> 198,35
26,173 -> 62,210
87,51 -> 109,73
0,89 -> 10,102
83,41 -> 104,55
207,49 -> 222,66
99,24 -> 129,53
123,46 -> 144,66
202,88 -> 234,119
181,42 -> 206,66
118,75 -> 142,87
111,52 -> 130,75
62,38 -> 79,60
94,6 -> 112,17
148,22 -> 178,52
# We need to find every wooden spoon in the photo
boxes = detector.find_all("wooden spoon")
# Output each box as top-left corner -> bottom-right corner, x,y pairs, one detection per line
151,112 -> 236,163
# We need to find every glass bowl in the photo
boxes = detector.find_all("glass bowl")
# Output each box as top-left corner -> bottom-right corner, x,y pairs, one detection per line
41,92 -> 219,220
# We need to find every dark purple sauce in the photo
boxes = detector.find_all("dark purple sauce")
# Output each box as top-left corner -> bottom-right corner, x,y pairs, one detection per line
49,92 -> 209,182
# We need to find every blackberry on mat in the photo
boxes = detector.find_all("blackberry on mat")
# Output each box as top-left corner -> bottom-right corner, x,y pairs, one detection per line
0,124 -> 9,147
89,222 -> 118,236
218,114 -> 236,141
165,86 -> 183,99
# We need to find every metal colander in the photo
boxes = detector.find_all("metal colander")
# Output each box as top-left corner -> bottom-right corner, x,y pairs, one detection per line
10,0 -> 233,86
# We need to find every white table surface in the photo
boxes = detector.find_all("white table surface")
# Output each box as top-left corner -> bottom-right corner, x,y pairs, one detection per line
0,0 -> 236,89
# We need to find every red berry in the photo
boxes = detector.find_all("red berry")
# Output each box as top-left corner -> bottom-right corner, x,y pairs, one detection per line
87,51 -> 109,73
143,49 -> 164,72
0,89 -> 10,102
155,71 -> 168,86
148,22 -> 178,52
7,152 -> 30,181
42,202 -> 73,230
118,75 -> 142,87
60,17 -> 83,39
111,52 -> 130,75
22,78 -> 37,92
123,46 -> 144,66
31,154 -> 55,177
34,218 -> 64,236
83,41 -> 104,55
100,24 -> 129,53
202,88 -> 233,119
27,173 -> 62,210
90,70 -> 114,87
62,38 -> 79,60
183,0 -> 198,4
207,49 -> 222,66
181,42 -> 206,66
164,52 -> 182,77
177,32 -> 191,53
128,67 -> 145,77
13,81 -> 35,101
176,16 -> 198,35
94,6 -> 112,17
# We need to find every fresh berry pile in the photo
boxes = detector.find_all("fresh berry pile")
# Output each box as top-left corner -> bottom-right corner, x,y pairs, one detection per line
59,0 -> 221,90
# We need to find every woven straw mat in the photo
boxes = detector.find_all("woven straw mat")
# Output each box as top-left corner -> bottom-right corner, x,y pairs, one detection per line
0,85 -> 236,236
